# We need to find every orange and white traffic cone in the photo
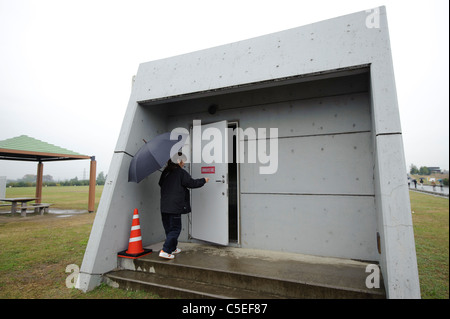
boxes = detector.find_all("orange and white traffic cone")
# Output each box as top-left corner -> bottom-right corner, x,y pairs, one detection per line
117,208 -> 152,259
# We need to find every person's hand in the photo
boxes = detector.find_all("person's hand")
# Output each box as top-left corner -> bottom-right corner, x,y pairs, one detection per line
204,178 -> 210,183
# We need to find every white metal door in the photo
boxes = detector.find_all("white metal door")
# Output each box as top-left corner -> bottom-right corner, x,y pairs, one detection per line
191,120 -> 229,245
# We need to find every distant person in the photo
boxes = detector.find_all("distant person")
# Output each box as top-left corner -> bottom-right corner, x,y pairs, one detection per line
158,152 -> 209,259
413,179 -> 417,189
432,180 -> 436,191
419,178 -> 424,189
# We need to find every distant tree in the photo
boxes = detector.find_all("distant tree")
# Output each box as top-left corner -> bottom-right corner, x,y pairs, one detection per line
410,164 -> 419,175
419,166 -> 430,175
97,171 -> 106,185
43,175 -> 54,182
21,174 -> 36,182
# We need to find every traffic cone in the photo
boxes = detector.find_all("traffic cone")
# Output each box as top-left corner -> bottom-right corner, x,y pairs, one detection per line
118,208 -> 152,259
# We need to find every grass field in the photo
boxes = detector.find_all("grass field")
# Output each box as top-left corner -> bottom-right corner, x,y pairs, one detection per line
410,191 -> 449,299
2,185 -> 104,211
0,187 -> 448,299
0,186 -> 158,298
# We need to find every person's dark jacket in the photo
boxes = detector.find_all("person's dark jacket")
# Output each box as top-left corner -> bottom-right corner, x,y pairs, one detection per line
158,165 -> 206,214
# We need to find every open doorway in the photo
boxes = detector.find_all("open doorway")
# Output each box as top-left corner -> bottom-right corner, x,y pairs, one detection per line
228,122 -> 239,244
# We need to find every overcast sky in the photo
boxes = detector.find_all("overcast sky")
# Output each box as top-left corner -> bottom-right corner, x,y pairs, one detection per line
0,0 -> 448,181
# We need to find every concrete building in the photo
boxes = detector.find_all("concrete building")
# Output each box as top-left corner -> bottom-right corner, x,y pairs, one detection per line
78,7 -> 420,298
427,167 -> 442,174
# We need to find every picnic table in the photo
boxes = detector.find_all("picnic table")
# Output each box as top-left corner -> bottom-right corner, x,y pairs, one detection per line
0,197 -> 37,216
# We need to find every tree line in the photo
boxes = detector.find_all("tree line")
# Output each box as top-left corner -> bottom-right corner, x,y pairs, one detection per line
6,172 -> 106,187
409,165 -> 431,175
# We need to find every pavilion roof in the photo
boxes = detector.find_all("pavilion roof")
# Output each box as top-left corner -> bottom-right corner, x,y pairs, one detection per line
0,135 -> 91,162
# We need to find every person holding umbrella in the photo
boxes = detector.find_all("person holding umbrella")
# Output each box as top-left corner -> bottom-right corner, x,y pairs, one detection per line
158,152 -> 209,259
419,178 -> 424,189
128,132 -> 208,259
438,179 -> 444,191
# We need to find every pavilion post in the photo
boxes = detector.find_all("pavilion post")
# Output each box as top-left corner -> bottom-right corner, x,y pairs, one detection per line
88,156 -> 96,213
35,161 -> 43,204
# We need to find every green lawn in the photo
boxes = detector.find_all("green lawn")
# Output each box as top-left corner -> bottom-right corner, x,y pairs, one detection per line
3,185 -> 103,211
0,186 -> 158,298
0,212 -> 158,298
0,187 -> 448,298
410,191 -> 449,299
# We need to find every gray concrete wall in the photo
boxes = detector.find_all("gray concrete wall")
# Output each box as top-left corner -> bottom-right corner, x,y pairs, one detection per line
159,72 -> 378,261
79,7 -> 420,298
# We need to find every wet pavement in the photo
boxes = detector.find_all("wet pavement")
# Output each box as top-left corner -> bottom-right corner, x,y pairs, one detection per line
409,184 -> 449,197
0,208 -> 88,217
116,241 -> 386,298
48,209 -> 88,217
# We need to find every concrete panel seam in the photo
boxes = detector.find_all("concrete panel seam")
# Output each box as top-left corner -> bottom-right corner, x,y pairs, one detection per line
267,130 -> 372,140
79,271 -> 104,276
114,150 -> 134,157
241,192 -> 375,197
375,132 -> 402,137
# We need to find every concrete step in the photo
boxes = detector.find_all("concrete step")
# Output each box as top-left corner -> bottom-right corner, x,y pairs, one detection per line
105,242 -> 385,299
104,269 -> 281,299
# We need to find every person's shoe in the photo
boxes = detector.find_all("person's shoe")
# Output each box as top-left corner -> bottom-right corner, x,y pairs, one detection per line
172,248 -> 182,254
159,250 -> 175,259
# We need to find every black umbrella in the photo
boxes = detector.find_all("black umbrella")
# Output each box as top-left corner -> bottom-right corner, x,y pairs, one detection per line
128,132 -> 188,183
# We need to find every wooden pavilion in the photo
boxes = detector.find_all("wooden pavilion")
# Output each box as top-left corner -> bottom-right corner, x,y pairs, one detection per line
0,135 -> 96,212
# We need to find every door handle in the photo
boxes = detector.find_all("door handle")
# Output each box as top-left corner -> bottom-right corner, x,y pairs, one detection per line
215,179 -> 225,183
